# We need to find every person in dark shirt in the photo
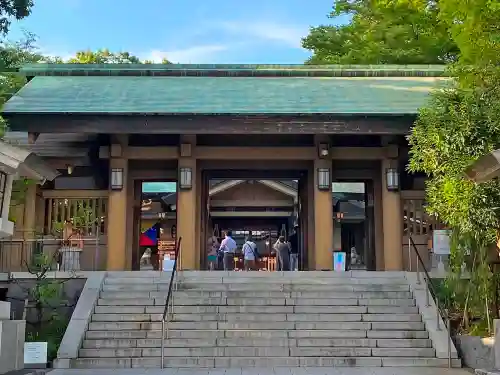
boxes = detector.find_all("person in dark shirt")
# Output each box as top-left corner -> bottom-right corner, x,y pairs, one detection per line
151,221 -> 161,270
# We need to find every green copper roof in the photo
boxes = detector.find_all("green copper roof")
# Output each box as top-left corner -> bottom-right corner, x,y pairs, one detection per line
20,63 -> 447,77
3,75 -> 447,115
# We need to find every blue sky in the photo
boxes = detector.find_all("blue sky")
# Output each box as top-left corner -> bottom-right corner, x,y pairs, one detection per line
7,0 -> 346,64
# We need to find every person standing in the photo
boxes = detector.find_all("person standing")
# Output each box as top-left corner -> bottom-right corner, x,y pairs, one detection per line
150,220 -> 162,270
274,236 -> 291,271
207,234 -> 220,270
219,230 -> 237,271
242,236 -> 258,271
288,226 -> 299,271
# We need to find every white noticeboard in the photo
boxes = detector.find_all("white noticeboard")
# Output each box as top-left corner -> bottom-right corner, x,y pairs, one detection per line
24,342 -> 48,365
433,230 -> 451,255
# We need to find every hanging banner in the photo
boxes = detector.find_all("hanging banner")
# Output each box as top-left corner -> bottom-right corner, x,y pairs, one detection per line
433,230 -> 451,255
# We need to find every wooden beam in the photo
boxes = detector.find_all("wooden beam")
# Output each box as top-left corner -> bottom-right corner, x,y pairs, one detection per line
100,146 -> 393,161
400,190 -> 426,200
100,146 -> 179,159
42,190 -> 108,198
210,211 -> 293,217
210,199 -> 294,207
331,147 -> 394,160
6,114 -> 414,134
195,147 -> 316,160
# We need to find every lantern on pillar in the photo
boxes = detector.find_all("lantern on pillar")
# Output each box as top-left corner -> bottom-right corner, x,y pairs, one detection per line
317,168 -> 331,191
179,167 -> 193,190
110,168 -> 124,191
385,168 -> 400,191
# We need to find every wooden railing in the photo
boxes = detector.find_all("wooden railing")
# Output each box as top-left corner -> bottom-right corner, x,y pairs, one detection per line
42,190 -> 108,236
401,190 -> 437,271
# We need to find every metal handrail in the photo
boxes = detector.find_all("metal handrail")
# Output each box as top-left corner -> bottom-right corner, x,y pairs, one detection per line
160,236 -> 182,369
408,236 -> 452,368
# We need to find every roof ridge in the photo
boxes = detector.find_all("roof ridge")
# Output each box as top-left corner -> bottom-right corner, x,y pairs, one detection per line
19,63 -> 447,78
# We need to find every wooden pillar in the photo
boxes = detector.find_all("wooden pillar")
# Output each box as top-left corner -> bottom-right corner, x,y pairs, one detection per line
177,135 -> 197,270
313,135 -> 334,270
381,158 -> 403,270
107,136 -> 129,270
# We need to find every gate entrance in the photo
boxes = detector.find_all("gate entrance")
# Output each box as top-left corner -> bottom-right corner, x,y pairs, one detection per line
200,168 -> 309,271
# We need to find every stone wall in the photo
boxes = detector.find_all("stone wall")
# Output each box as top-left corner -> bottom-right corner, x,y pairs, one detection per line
455,334 -> 495,370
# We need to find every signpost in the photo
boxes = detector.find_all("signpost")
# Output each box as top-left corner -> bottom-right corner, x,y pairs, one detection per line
24,342 -> 48,368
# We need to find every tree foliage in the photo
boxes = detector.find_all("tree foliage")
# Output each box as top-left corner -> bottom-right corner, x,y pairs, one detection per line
406,0 -> 500,333
0,0 -> 33,35
65,49 -> 170,64
302,0 -> 458,64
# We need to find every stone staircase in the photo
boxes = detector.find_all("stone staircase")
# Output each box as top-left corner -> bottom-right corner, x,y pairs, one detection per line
71,271 -> 461,368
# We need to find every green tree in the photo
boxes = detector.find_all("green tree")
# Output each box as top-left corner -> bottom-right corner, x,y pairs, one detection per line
0,0 -> 33,35
302,0 -> 458,64
407,0 -> 500,333
0,32 -> 47,208
66,49 -> 142,64
66,49 -> 171,64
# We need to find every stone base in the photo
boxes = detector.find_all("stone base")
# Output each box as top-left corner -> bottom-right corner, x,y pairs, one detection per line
0,319 -> 25,374
59,247 -> 82,271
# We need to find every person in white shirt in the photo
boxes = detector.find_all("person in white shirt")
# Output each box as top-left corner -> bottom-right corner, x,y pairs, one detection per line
219,230 -> 237,271
242,236 -> 258,271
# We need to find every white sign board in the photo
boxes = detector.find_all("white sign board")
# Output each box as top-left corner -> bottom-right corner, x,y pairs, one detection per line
162,258 -> 175,271
24,342 -> 48,365
433,230 -> 451,255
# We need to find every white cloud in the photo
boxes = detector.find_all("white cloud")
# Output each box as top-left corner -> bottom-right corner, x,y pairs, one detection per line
216,21 -> 308,48
145,45 -> 228,63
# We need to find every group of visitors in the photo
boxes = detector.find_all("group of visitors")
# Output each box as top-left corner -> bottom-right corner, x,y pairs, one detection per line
208,228 -> 299,271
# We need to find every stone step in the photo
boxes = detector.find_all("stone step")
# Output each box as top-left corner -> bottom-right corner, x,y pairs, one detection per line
78,346 -> 436,358
71,356 -> 462,368
87,320 -> 427,331
90,312 -> 422,323
101,284 -> 411,293
94,305 -> 419,314
104,270 -> 406,277
82,337 -> 433,349
99,290 -> 413,299
96,297 -> 417,307
85,329 -> 429,340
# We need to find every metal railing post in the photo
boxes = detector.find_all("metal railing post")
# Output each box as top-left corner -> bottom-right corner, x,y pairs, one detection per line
160,237 -> 182,371
447,314 -> 452,368
416,257 -> 421,284
425,277 -> 430,307
408,236 -> 411,271
161,319 -> 165,369
436,300 -> 441,331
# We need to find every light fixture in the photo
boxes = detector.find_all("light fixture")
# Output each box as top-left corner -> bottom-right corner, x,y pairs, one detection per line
179,167 -> 193,190
385,168 -> 400,191
110,168 -> 124,191
318,143 -> 330,158
317,168 -> 331,191
66,165 -> 73,175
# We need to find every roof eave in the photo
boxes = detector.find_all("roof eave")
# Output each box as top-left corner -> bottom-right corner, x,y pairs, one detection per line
2,111 -> 419,117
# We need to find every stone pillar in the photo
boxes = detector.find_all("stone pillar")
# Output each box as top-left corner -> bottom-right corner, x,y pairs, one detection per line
381,158 -> 403,270
107,137 -> 129,270
177,136 -> 197,270
313,159 -> 334,270
1,174 -> 13,220
0,301 -> 25,373
22,183 -> 36,246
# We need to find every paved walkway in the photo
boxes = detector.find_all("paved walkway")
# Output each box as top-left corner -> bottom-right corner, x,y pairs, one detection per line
47,368 -> 474,375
